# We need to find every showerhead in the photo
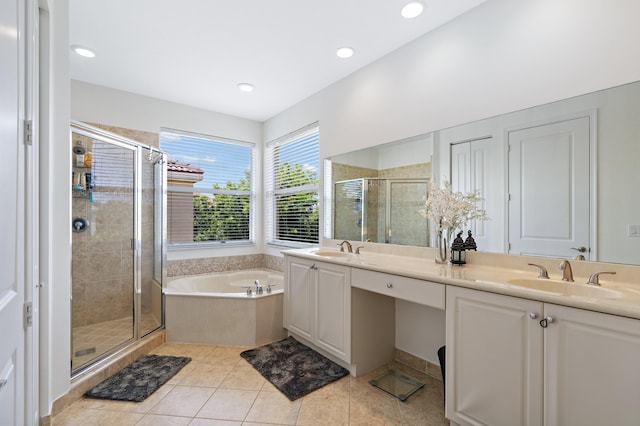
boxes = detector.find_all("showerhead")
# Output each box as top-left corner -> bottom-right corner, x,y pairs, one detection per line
146,151 -> 164,164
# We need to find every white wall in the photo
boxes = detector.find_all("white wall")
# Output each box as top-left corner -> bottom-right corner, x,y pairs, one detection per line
264,0 -> 640,363
39,0 -> 70,416
265,0 -> 640,158
71,80 -> 262,145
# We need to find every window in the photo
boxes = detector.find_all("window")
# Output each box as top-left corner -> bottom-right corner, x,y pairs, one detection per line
160,128 -> 255,246
265,123 -> 320,246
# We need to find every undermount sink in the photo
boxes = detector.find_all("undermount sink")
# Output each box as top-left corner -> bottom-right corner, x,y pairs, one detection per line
311,250 -> 354,258
508,278 -> 623,299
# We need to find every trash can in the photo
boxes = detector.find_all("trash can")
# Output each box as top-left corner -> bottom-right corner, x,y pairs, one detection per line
437,345 -> 446,400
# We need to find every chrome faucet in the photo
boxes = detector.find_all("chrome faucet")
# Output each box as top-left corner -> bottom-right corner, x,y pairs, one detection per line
559,260 -> 574,282
338,240 -> 353,253
254,280 -> 263,294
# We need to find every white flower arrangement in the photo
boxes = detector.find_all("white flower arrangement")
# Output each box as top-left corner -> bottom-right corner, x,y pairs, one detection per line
419,178 -> 489,232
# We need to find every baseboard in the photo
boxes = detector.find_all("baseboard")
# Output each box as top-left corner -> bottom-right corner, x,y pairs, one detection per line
41,329 -> 165,425
394,348 -> 443,383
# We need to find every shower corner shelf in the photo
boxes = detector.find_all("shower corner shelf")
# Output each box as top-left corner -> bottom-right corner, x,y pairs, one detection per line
72,165 -> 94,199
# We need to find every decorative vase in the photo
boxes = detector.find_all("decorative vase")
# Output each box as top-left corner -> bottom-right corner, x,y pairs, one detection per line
435,227 -> 453,264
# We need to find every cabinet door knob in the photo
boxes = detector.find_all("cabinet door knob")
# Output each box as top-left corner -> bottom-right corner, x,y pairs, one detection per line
529,312 -> 538,319
540,316 -> 554,328
386,283 -> 393,288
310,263 -> 317,270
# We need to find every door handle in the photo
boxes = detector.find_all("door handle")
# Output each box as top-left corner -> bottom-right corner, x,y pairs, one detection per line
571,246 -> 589,253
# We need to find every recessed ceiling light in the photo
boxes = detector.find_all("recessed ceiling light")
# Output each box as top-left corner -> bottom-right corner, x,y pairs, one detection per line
70,45 -> 96,58
336,47 -> 354,59
401,1 -> 425,19
237,82 -> 255,92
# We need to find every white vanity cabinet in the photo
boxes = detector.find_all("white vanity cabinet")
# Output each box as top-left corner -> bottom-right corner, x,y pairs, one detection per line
283,255 -> 351,361
446,286 -> 544,426
446,286 -> 640,426
543,303 -> 640,426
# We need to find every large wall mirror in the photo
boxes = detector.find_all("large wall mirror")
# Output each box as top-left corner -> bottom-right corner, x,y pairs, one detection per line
324,80 -> 640,266
325,134 -> 433,246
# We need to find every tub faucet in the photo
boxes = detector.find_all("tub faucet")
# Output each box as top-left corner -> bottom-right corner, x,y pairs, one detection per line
254,280 -> 263,295
338,240 -> 353,253
559,260 -> 574,282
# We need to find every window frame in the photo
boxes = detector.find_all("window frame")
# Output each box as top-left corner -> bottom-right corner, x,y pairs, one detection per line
160,127 -> 256,249
265,123 -> 320,248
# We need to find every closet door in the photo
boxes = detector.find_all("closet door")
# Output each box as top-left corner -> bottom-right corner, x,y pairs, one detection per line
450,137 -> 494,250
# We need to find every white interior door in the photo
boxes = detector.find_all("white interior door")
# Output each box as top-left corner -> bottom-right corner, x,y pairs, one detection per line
0,0 -> 27,424
451,137 -> 494,251
508,117 -> 591,259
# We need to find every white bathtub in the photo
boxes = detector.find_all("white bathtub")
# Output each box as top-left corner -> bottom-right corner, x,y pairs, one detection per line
165,269 -> 287,346
166,269 -> 284,297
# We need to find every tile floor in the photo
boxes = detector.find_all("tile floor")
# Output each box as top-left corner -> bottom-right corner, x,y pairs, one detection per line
53,342 -> 449,426
72,314 -> 161,370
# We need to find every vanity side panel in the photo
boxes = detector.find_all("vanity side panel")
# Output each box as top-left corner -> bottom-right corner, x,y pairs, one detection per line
351,287 -> 395,376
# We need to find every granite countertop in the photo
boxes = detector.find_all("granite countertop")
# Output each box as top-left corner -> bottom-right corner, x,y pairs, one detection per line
283,247 -> 640,321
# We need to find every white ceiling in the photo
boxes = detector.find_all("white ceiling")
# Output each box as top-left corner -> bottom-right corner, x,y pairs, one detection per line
69,0 -> 485,122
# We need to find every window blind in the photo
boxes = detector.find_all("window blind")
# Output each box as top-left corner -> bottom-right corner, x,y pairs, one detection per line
265,123 -> 320,246
160,128 -> 255,246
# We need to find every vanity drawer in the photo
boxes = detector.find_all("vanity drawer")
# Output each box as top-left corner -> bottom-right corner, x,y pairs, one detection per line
351,268 -> 445,309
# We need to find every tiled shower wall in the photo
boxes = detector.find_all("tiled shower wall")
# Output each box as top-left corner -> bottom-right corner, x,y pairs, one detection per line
71,132 -> 136,327
72,125 -> 159,328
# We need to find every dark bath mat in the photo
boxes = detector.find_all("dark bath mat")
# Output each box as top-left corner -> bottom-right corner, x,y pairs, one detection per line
84,354 -> 191,402
240,336 -> 349,401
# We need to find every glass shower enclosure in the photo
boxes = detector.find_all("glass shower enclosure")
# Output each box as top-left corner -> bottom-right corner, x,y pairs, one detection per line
334,178 -> 429,246
70,121 -> 166,375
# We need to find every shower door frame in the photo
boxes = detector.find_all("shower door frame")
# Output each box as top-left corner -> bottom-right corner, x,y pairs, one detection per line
332,177 -> 429,245
70,121 -> 167,377
386,178 -> 429,245
333,178 -> 367,242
